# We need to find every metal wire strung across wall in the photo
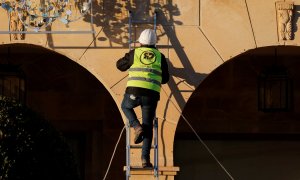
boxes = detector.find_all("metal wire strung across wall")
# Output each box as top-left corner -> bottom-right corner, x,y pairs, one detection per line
0,0 -> 91,32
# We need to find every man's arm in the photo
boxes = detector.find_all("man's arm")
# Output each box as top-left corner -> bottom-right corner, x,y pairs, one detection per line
116,50 -> 134,72
161,54 -> 169,84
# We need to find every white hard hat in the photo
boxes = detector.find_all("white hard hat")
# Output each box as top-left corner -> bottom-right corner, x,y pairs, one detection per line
138,29 -> 157,45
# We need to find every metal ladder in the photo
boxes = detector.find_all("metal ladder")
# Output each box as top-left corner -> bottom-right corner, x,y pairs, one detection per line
126,118 -> 159,180
125,8 -> 159,179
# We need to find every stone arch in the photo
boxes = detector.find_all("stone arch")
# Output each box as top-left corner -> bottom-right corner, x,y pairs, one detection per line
174,45 -> 300,179
0,43 -> 125,180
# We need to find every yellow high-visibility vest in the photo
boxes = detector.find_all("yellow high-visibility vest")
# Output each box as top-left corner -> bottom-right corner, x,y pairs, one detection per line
127,47 -> 162,92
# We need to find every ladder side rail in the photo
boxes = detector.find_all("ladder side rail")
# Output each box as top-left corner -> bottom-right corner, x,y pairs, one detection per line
153,11 -> 157,48
128,11 -> 133,50
154,12 -> 158,176
153,117 -> 159,178
126,121 -> 131,179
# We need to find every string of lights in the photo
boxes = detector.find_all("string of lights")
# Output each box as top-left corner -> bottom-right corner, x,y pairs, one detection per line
0,0 -> 91,31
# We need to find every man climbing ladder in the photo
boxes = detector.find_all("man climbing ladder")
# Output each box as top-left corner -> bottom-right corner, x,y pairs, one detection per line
116,28 -> 169,168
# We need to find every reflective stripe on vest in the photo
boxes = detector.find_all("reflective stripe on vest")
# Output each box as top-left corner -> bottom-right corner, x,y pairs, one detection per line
127,47 -> 162,92
128,68 -> 162,76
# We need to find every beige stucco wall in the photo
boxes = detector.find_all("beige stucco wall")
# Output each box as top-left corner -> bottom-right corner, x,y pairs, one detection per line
1,0 -> 300,178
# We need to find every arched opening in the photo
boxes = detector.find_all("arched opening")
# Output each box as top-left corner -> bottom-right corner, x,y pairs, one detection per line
0,44 -> 124,180
175,46 -> 300,180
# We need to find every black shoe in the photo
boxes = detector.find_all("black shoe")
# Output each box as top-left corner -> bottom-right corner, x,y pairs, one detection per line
134,126 -> 144,144
142,158 -> 153,168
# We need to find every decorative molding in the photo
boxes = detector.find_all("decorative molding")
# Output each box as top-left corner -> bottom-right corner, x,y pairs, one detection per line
9,7 -> 26,40
276,1 -> 294,40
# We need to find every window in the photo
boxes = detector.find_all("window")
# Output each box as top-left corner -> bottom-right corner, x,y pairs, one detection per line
258,66 -> 291,112
0,65 -> 25,103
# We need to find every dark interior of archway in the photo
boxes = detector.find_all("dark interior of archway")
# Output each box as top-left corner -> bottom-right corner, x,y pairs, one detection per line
0,44 -> 125,180
176,46 -> 300,140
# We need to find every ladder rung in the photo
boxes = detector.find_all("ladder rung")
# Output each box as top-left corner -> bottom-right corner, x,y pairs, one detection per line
130,166 -> 154,170
131,20 -> 154,24
128,40 -> 138,44
130,145 -> 156,149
